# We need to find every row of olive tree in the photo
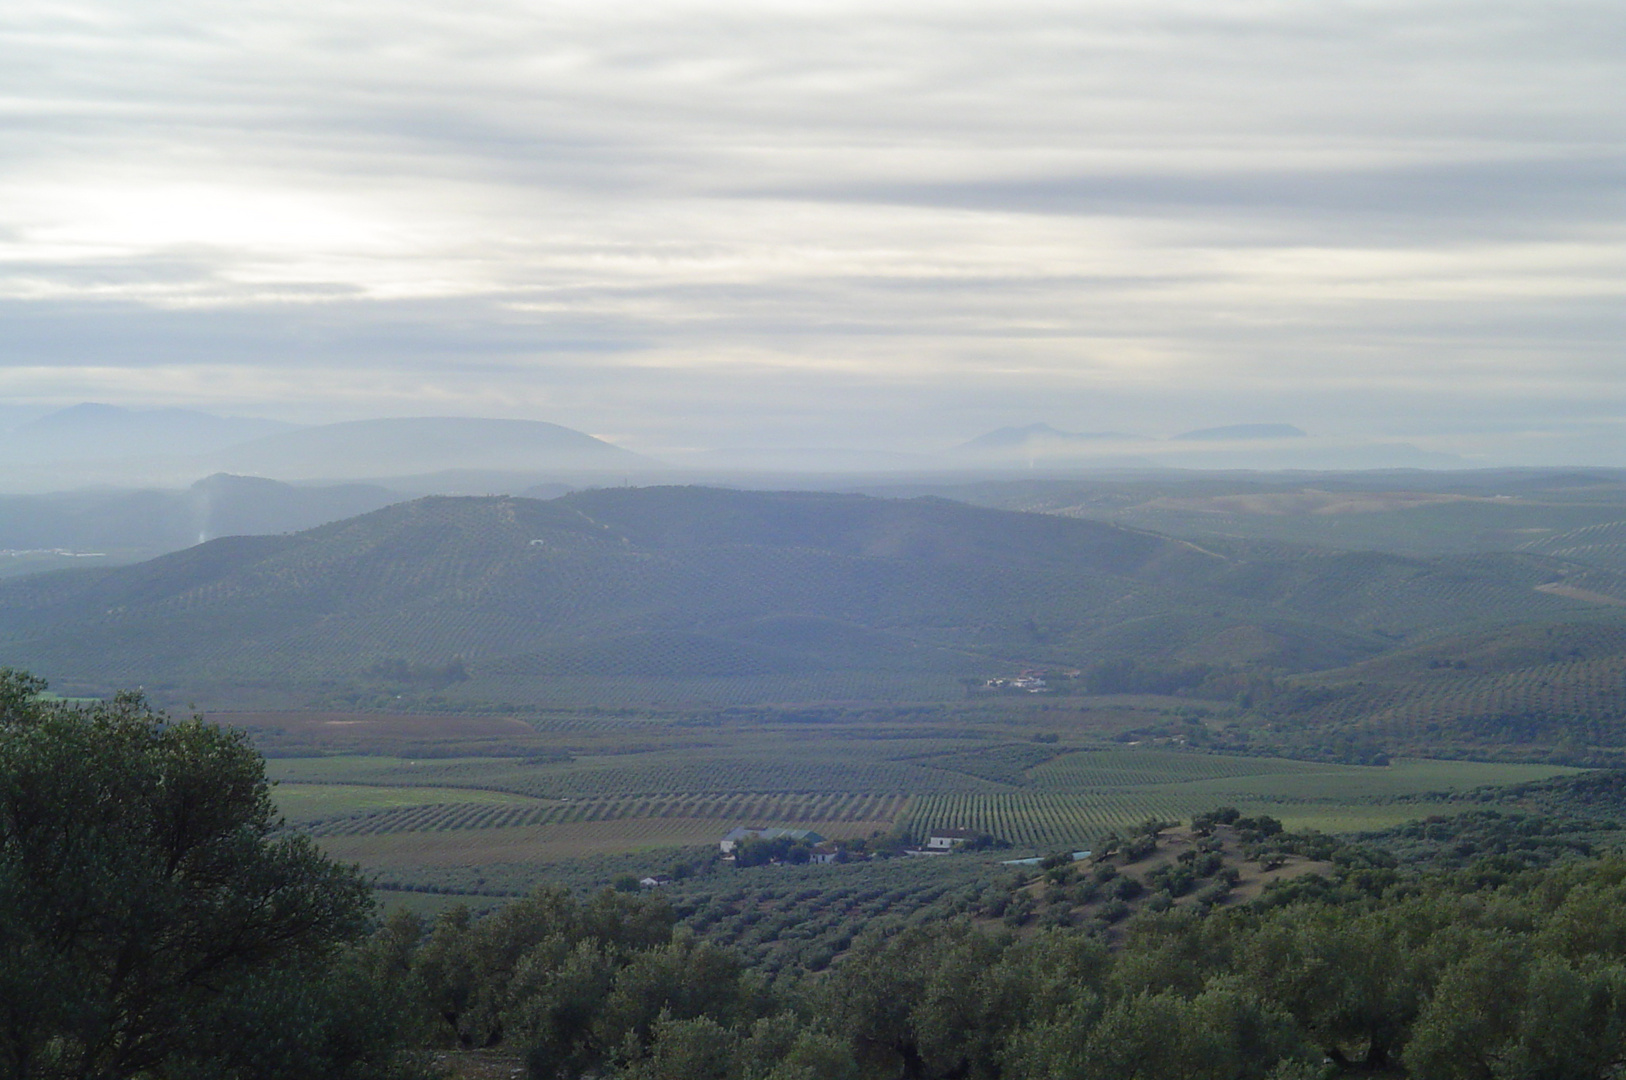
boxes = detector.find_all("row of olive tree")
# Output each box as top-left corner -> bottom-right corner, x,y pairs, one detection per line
400,851 -> 1626,1079
625,860 -> 1626,1080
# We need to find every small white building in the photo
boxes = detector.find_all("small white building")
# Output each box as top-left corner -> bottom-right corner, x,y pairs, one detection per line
925,828 -> 977,851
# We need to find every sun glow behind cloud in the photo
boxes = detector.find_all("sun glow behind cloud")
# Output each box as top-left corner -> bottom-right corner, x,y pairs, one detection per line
0,0 -> 1622,457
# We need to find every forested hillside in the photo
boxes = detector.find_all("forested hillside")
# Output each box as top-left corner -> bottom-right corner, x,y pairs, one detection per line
364,814 -> 1626,1080
0,486 -> 1613,709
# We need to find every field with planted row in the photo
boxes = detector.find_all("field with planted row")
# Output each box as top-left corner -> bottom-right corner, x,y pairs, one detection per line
1024,749 -> 1318,789
318,811 -> 904,868
307,791 -> 908,837
276,739 -> 1585,888
274,782 -> 542,822
271,750 -> 1024,798
245,692 -> 1596,901
1268,660 -> 1626,755
902,792 -> 1187,849
898,785 -> 1548,852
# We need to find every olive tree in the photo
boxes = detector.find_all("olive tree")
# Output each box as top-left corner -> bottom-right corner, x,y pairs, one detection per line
0,670 -> 418,1080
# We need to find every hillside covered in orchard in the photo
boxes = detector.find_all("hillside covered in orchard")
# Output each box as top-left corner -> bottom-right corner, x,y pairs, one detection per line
0,486 -> 1618,710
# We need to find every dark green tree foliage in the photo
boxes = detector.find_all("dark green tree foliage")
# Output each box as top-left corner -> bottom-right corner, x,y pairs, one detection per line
392,853 -> 1626,1080
732,835 -> 812,867
0,669 -> 419,1080
409,884 -> 780,1078
817,923 -> 1111,1080
413,885 -> 674,1050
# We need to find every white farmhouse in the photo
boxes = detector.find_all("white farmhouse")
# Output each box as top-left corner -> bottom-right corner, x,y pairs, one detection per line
925,828 -> 976,851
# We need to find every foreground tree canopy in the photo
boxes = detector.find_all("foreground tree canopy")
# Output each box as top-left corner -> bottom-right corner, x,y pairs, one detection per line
12,664 -> 1626,1080
0,669 -> 424,1080
396,857 -> 1626,1080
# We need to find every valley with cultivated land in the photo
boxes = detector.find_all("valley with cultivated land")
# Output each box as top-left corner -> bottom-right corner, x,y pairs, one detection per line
9,7 -> 1626,1073
8,478 -> 1624,901
13,473 -> 1626,1079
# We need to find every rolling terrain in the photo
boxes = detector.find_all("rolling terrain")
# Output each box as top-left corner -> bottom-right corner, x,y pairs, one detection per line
0,473 -> 404,576
1240,622 -> 1626,763
0,485 -> 1611,707
4,478 -> 1623,925
891,469 -> 1626,558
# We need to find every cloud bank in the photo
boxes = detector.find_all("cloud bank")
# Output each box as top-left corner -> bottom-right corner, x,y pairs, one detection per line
1,0 -> 1622,462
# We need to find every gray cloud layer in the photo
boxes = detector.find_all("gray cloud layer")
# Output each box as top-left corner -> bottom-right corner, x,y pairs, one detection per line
1,1 -> 1623,462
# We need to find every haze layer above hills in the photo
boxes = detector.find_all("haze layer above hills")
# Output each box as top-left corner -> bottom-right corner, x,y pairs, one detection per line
0,403 -> 1467,492
0,474 -> 401,565
0,486 -> 1613,709
0,407 -> 651,491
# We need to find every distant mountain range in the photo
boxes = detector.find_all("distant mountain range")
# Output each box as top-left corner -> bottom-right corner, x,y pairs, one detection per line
0,403 -> 1468,490
213,417 -> 651,481
4,404 -> 297,463
0,486 -> 1608,707
0,406 -> 656,490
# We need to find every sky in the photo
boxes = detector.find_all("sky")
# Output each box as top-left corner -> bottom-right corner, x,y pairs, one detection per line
1,1 -> 1623,463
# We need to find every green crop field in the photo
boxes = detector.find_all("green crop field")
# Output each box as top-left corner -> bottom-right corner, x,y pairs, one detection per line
273,782 -> 547,823
257,702 -> 1588,899
899,756 -> 1580,851
305,792 -> 908,838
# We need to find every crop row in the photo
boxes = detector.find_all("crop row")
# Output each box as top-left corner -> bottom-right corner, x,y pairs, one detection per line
309,791 -> 908,837
1321,665 -> 1626,738
1025,748 -> 1314,790
494,757 -> 1013,799
900,791 -> 1196,851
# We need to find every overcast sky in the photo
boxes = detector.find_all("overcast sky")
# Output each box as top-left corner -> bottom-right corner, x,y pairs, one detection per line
1,1 -> 1623,462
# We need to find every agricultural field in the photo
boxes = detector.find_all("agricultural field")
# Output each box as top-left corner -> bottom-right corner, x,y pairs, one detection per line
274,783 -> 542,822
256,702 -> 1586,900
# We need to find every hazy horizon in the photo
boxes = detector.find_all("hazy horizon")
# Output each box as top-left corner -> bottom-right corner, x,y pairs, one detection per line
2,1 -> 1623,467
